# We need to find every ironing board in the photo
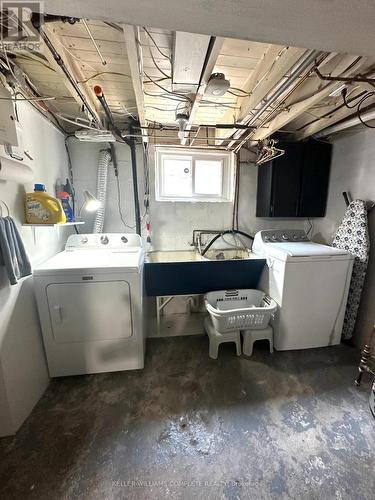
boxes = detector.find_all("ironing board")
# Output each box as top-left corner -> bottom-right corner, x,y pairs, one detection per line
332,200 -> 370,340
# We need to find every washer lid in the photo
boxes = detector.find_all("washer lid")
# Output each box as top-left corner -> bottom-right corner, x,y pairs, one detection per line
33,248 -> 144,276
266,242 -> 352,259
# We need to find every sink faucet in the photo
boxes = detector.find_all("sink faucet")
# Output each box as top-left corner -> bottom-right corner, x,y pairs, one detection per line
192,229 -> 224,255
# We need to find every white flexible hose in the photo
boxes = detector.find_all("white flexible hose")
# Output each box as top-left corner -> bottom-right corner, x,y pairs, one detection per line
93,149 -> 111,233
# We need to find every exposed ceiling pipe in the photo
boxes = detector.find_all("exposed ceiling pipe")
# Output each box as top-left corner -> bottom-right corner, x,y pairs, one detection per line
31,14 -> 102,128
314,108 -> 375,138
232,49 -> 321,152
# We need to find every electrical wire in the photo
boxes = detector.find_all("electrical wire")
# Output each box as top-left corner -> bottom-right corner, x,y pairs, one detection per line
143,76 -> 170,84
200,100 -> 240,110
144,89 -> 188,103
143,90 -> 187,101
342,88 -> 368,109
115,172 -> 135,229
143,71 -> 192,103
228,88 -> 251,97
6,52 -> 56,72
341,87 -> 375,129
110,143 -> 136,230
147,42 -> 171,79
143,27 -> 171,62
0,48 -> 70,134
357,93 -> 375,128
77,71 -> 131,84
0,95 -> 57,101
306,218 -> 313,236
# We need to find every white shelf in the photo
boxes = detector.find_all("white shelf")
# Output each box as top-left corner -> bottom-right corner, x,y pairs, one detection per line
22,222 -> 85,227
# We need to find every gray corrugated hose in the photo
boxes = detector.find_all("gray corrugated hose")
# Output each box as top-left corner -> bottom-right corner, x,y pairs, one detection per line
93,149 -> 111,233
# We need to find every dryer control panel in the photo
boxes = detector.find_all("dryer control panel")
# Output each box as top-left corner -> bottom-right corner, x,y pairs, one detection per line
65,233 -> 143,251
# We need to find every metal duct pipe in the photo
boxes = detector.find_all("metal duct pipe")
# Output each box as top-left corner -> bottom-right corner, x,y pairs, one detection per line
93,149 -> 111,233
314,108 -> 375,138
232,49 -> 321,151
249,51 -> 320,126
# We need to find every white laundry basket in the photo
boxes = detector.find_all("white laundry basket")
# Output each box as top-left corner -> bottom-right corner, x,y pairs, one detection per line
205,289 -> 277,333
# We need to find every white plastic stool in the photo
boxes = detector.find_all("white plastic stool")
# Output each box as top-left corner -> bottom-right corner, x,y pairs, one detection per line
204,316 -> 241,359
242,325 -> 274,357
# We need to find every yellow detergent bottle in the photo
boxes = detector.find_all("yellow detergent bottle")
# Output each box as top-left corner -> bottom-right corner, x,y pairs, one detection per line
25,184 -> 67,224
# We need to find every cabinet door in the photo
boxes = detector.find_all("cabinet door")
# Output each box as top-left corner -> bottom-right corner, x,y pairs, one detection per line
299,141 -> 331,217
256,161 -> 273,216
271,142 -> 302,217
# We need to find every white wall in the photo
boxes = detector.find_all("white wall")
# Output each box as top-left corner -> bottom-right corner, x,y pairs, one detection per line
69,144 -> 306,248
313,129 -> 375,347
68,139 -> 144,235
0,102 -> 72,435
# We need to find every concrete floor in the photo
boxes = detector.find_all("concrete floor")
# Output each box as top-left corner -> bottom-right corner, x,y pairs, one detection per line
0,336 -> 374,500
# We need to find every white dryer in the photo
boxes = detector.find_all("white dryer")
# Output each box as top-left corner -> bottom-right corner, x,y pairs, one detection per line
252,229 -> 354,351
33,233 -> 145,377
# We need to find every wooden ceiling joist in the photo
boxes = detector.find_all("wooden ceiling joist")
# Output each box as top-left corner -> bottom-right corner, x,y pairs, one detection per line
293,95 -> 375,140
251,55 -> 367,141
41,24 -> 102,125
182,37 -> 224,145
217,46 -> 306,147
122,24 -> 147,138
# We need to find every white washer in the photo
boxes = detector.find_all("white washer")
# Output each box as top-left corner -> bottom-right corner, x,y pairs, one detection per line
252,229 -> 354,351
33,233 -> 145,377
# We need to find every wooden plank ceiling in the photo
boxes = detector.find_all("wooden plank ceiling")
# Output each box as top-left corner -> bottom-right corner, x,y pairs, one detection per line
6,17 -> 375,146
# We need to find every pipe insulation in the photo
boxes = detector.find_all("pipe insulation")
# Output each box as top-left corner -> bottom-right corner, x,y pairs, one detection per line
93,149 -> 111,234
314,108 -> 375,138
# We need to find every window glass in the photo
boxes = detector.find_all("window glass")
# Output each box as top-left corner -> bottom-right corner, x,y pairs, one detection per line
162,158 -> 192,197
156,148 -> 233,202
194,160 -> 223,195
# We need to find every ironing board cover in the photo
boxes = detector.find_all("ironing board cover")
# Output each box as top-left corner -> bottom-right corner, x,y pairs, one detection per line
332,200 -> 370,340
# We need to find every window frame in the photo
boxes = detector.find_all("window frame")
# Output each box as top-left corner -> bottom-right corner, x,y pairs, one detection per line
155,147 -> 235,202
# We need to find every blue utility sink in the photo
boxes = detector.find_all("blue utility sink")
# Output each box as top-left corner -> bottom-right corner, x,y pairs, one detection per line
144,250 -> 266,296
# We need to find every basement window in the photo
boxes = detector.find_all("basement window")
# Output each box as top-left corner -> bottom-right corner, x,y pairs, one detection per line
155,148 -> 234,202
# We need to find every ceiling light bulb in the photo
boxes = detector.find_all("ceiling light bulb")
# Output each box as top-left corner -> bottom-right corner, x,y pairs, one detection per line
205,73 -> 230,97
176,112 -> 189,143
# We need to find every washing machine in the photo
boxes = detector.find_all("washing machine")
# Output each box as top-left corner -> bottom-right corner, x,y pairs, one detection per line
252,229 -> 354,350
33,233 -> 145,377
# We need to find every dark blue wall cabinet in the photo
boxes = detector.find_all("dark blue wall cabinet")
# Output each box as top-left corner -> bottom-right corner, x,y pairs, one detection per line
256,140 -> 332,218
144,259 -> 266,296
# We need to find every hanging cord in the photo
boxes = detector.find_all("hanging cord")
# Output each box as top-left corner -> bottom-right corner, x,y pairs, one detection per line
142,27 -> 172,62
342,88 -> 375,129
64,135 -> 79,234
201,230 -> 254,257
306,218 -> 314,236
110,143 -> 136,230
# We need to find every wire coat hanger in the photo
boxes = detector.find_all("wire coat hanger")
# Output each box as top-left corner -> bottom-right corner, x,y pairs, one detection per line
0,200 -> 10,217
